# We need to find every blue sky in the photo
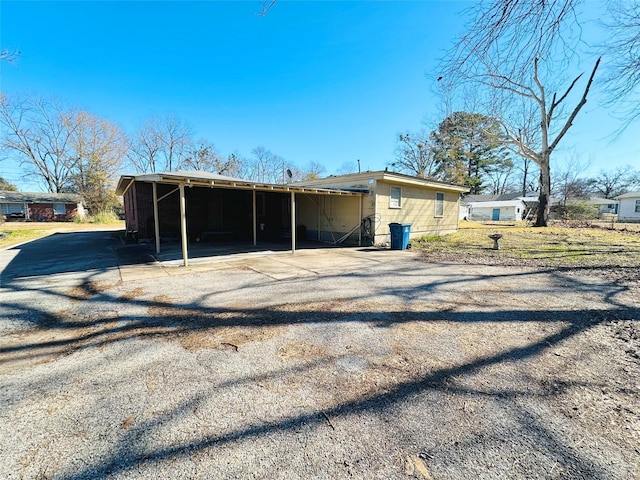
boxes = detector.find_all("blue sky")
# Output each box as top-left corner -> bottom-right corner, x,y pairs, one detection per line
0,1 -> 637,191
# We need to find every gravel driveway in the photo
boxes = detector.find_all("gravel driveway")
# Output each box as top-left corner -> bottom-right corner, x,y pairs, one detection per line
1,232 -> 638,479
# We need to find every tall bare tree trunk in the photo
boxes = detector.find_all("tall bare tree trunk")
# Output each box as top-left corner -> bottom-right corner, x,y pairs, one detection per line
536,156 -> 551,227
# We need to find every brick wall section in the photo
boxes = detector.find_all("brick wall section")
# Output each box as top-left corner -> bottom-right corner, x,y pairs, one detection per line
30,203 -> 77,222
126,182 -> 182,239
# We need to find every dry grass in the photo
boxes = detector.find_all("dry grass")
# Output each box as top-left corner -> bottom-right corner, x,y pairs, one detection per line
416,222 -> 640,273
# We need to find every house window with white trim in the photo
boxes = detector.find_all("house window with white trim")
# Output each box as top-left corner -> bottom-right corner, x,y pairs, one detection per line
635,200 -> 640,213
53,203 -> 66,215
435,192 -> 444,217
390,186 -> 402,208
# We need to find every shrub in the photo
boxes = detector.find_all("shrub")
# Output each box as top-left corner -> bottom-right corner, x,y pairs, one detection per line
74,211 -> 120,224
564,200 -> 599,221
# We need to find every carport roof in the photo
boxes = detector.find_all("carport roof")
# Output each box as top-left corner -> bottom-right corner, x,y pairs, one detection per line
115,171 -> 365,196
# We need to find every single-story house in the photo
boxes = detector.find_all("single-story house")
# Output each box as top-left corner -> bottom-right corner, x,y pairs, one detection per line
0,190 -> 84,222
588,197 -> 619,217
291,171 -> 468,242
615,191 -> 640,221
115,170 -> 468,265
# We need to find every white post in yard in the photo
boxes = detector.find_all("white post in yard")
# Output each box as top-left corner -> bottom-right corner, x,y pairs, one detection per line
152,182 -> 161,254
179,182 -> 189,267
291,191 -> 296,254
252,189 -> 257,246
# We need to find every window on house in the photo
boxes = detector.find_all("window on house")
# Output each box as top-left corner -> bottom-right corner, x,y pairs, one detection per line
635,200 -> 640,213
1,204 -> 23,215
53,203 -> 66,215
435,192 -> 444,217
390,186 -> 402,208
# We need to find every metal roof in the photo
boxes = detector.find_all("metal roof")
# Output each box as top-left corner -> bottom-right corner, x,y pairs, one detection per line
115,171 -> 364,196
290,170 -> 470,193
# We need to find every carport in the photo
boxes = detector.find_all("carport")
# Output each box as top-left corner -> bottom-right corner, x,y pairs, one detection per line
116,172 -> 364,266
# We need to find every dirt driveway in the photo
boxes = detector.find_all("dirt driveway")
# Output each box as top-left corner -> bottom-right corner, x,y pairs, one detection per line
1,234 -> 638,479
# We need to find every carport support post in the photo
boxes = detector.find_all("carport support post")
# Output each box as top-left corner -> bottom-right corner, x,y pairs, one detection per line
252,190 -> 257,246
291,191 -> 296,254
179,182 -> 189,267
358,195 -> 362,246
152,182 -> 161,255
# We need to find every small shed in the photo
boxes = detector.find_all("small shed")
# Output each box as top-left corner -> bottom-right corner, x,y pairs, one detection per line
466,199 -> 527,221
615,191 -> 640,221
0,190 -> 84,222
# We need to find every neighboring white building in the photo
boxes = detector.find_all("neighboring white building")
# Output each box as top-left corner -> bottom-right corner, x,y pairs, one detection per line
589,197 -> 619,217
467,199 -> 527,221
459,201 -> 470,221
615,191 -> 640,221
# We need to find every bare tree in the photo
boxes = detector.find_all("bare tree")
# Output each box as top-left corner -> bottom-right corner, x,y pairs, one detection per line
127,114 -> 192,173
0,94 -> 78,193
446,0 -> 582,84
515,156 -> 537,197
495,59 -> 600,224
127,120 -> 162,174
552,156 -> 593,206
601,1 -> 640,124
302,161 -> 326,180
442,0 -> 600,226
68,111 -> 127,213
336,161 -> 359,175
391,131 -> 437,179
589,165 -> 640,198
243,147 -> 286,184
182,141 -> 244,177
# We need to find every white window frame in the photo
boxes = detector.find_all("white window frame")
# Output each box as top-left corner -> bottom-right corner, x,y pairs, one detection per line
389,186 -> 402,209
53,203 -> 66,215
435,192 -> 444,217
635,200 -> 640,213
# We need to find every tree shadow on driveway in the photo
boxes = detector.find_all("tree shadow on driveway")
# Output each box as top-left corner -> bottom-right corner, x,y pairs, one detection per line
1,233 -> 639,479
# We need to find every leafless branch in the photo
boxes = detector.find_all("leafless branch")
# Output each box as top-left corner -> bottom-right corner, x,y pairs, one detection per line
548,57 -> 600,153
0,47 -> 20,63
255,0 -> 277,17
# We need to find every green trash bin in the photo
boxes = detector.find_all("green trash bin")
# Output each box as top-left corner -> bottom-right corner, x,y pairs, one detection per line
389,223 -> 411,250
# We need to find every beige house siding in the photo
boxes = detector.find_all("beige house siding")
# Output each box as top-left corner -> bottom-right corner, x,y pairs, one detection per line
297,194 -> 367,244
292,171 -> 467,245
374,181 -> 460,242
